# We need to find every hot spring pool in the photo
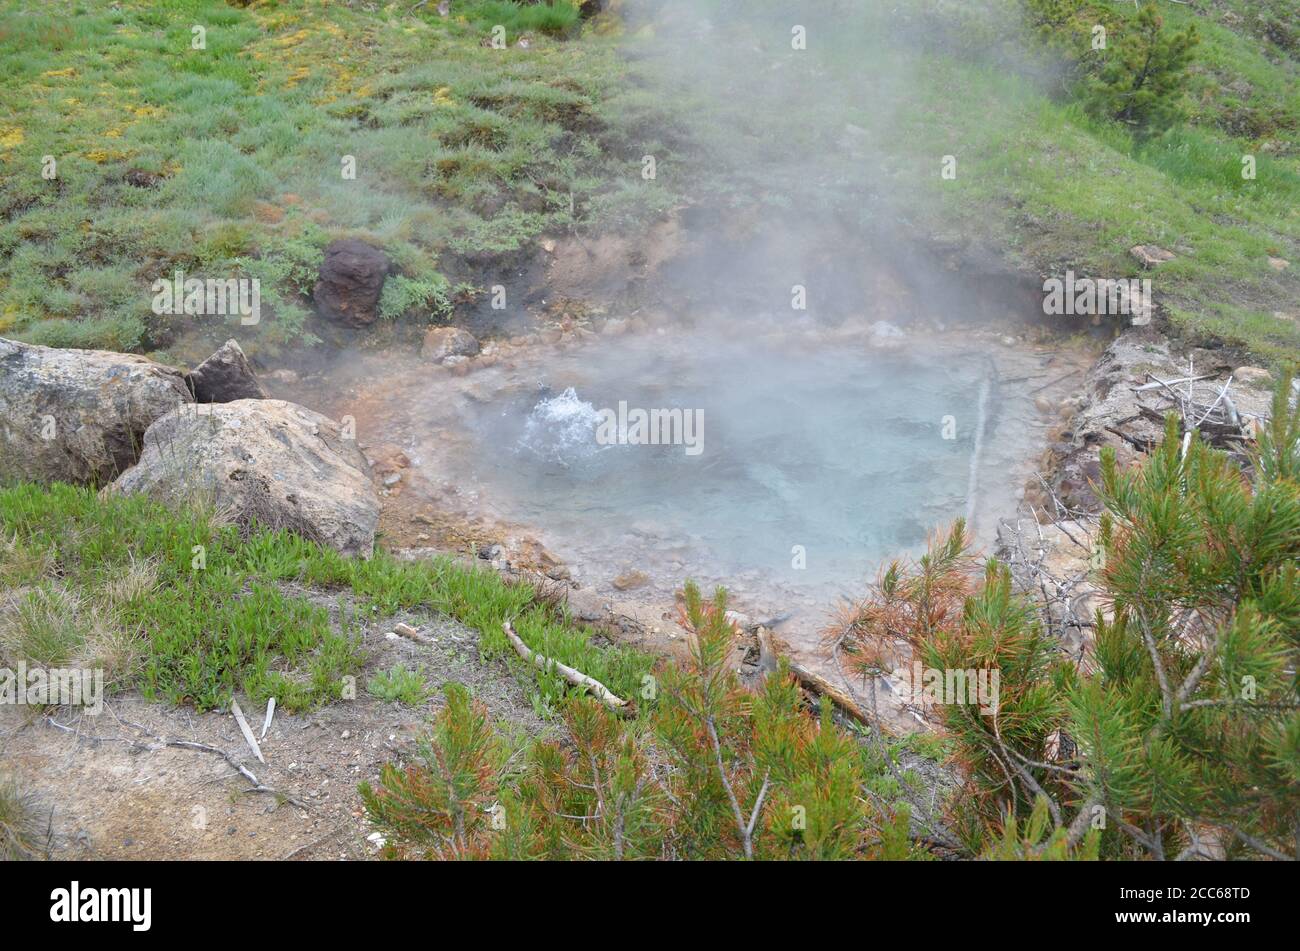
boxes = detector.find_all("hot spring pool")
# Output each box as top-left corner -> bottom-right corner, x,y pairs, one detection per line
286,321 -> 1084,627
472,342 -> 985,581
369,323 -> 1071,615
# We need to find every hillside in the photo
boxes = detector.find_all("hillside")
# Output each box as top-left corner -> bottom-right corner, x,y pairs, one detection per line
1,0 -> 1297,880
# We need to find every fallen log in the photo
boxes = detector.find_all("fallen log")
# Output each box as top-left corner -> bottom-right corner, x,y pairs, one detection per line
503,620 -> 633,716
789,663 -> 898,737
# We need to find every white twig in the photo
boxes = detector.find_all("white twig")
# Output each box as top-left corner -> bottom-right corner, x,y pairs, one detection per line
502,620 -> 631,714
260,697 -> 276,741
231,698 -> 265,764
1194,374 -> 1233,427
1132,373 -> 1217,392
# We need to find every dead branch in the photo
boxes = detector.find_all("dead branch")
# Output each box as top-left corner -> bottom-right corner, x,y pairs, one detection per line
705,714 -> 754,859
789,662 -> 892,734
502,619 -> 633,715
1132,372 -> 1218,392
1105,424 -> 1155,453
282,827 -> 345,861
1231,827 -> 1295,862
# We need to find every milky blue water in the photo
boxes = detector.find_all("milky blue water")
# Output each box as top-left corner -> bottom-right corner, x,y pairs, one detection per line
459,330 -> 1002,602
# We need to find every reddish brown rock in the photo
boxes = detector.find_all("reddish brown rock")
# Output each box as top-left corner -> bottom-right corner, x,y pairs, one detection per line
421,326 -> 480,362
313,239 -> 390,327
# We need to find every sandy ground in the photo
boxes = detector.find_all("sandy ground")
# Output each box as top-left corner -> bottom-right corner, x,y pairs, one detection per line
2,609 -> 549,860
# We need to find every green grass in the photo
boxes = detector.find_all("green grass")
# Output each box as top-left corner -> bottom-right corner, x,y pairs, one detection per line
0,773 -> 48,861
368,664 -> 433,706
897,71 -> 1300,362
458,0 -> 583,37
0,481 -> 654,715
619,0 -> 1300,363
7,586 -> 85,667
0,0 -> 644,360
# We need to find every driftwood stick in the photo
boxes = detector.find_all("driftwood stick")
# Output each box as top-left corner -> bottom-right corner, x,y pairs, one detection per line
231,698 -> 265,764
790,663 -> 897,736
1132,372 -> 1217,392
260,697 -> 276,741
503,620 -> 632,715
1194,374 -> 1234,426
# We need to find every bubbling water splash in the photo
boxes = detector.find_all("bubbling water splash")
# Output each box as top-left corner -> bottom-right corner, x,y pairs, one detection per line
516,387 -> 605,467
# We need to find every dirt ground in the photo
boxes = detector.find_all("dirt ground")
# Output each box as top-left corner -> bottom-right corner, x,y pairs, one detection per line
1,608 -> 549,861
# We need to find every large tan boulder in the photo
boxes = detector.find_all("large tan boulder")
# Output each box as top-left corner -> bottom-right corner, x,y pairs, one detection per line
0,337 -> 191,485
111,399 -> 380,557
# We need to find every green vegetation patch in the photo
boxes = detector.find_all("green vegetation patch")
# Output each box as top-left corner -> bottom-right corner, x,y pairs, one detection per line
625,0 -> 1300,362
0,481 -> 652,715
0,0 -> 647,357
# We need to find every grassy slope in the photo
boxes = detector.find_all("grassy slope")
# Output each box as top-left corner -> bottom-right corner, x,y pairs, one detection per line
631,0 -> 1299,362
0,0 -> 664,358
990,0 -> 1299,361
896,56 -> 1300,363
895,0 -> 1300,362
0,0 -> 1293,360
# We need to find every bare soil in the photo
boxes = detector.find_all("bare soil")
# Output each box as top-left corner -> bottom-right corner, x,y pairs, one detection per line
2,607 -> 549,861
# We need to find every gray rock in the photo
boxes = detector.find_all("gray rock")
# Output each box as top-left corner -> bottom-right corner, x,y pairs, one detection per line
564,588 -> 607,623
1046,331 -> 1174,512
110,399 -> 380,557
0,337 -> 191,484
187,339 -> 268,403
1233,366 -> 1273,390
724,609 -> 754,630
313,239 -> 391,328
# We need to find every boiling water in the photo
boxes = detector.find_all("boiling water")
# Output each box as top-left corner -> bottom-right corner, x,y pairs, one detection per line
450,329 -> 1015,606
